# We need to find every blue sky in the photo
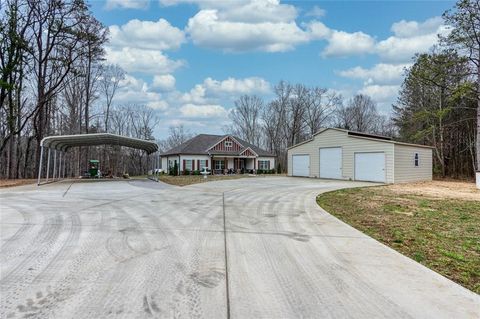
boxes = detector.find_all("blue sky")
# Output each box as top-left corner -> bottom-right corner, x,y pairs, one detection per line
89,0 -> 454,138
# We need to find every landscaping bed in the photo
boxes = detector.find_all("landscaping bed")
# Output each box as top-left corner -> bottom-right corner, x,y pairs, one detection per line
158,174 -> 251,186
316,181 -> 480,293
0,179 -> 36,188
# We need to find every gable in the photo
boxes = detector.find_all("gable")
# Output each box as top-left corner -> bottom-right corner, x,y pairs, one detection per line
208,136 -> 243,152
240,147 -> 257,157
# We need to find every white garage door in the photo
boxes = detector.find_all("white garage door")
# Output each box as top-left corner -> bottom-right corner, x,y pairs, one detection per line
292,155 -> 310,177
355,152 -> 386,182
320,147 -> 342,179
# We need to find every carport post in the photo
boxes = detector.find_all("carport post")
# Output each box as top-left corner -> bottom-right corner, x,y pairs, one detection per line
37,146 -> 44,185
58,152 -> 62,179
53,150 -> 57,181
46,148 -> 51,183
63,152 -> 66,178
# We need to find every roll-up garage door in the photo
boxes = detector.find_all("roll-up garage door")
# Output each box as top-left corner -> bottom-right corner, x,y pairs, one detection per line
319,147 -> 342,179
354,152 -> 386,182
292,155 -> 310,177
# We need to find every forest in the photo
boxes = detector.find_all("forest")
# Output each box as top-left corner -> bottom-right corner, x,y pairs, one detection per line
0,0 -> 479,179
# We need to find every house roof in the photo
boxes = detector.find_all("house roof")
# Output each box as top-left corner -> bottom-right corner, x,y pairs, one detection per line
161,134 -> 275,157
287,127 -> 434,150
41,133 -> 159,154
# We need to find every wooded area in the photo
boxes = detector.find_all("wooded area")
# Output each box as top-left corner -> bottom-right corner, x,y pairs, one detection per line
0,0 -> 479,179
0,0 -> 159,178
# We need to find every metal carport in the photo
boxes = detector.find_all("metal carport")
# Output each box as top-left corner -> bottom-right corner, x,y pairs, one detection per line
37,133 -> 160,185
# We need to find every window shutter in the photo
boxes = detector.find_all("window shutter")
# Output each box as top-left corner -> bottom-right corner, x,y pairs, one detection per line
183,159 -> 186,171
206,160 -> 209,168
197,160 -> 200,169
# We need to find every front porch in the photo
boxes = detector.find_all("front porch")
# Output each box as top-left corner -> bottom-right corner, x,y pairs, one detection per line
211,156 -> 257,175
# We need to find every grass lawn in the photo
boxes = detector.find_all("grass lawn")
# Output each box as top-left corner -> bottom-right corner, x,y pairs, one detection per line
158,174 -> 252,186
316,182 -> 480,294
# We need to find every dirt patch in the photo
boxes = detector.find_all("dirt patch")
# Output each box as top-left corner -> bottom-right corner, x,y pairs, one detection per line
0,179 -> 36,188
387,180 -> 479,201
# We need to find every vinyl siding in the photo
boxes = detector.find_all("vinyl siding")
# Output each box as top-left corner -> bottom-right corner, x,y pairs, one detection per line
287,129 -> 395,183
394,144 -> 432,183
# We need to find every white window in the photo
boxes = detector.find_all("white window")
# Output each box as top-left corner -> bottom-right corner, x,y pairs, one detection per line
185,160 -> 193,170
259,160 -> 270,170
414,153 -> 419,167
215,160 -> 225,170
225,140 -> 233,148
199,160 -> 207,169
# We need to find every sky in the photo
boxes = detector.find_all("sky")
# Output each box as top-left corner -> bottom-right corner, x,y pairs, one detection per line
89,0 -> 455,139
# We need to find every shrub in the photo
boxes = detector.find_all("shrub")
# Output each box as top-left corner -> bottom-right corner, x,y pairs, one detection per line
183,169 -> 190,175
193,170 -> 200,175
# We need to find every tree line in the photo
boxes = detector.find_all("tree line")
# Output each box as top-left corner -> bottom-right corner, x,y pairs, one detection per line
223,85 -> 395,172
0,0 -> 159,179
1,0 -> 479,180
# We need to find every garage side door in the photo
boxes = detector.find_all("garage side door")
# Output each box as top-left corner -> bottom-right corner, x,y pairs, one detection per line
354,152 -> 386,182
292,155 -> 310,177
320,147 -> 342,179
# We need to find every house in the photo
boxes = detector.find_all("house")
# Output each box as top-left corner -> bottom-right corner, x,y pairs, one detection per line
160,134 -> 276,175
287,128 -> 433,183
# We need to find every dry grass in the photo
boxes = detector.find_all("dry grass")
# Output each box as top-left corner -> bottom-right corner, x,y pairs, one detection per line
158,174 -> 251,186
0,179 -> 36,188
317,181 -> 480,294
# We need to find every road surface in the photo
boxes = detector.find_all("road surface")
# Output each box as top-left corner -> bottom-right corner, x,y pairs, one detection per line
0,177 -> 478,318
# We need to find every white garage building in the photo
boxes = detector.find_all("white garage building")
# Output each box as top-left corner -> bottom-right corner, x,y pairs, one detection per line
287,128 -> 433,183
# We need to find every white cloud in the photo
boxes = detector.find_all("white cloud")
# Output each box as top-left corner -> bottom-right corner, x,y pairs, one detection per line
376,30 -> 447,63
180,103 -> 228,118
105,47 -> 184,74
180,84 -> 208,104
160,0 -> 297,23
391,16 -> 443,38
306,21 -> 331,39
203,77 -> 271,95
152,74 -> 176,91
186,9 -> 309,52
322,30 -> 375,57
359,84 -> 400,103
338,63 -> 410,85
105,0 -> 149,10
305,5 -> 326,18
109,19 -> 185,51
115,75 -> 169,111
147,100 -> 169,110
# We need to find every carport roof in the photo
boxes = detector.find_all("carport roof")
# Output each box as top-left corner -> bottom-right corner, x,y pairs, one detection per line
41,133 -> 158,154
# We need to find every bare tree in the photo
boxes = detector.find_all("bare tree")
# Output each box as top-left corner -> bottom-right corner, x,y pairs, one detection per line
226,95 -> 263,145
335,94 -> 381,133
100,64 -> 124,132
304,88 -> 340,136
158,125 -> 194,152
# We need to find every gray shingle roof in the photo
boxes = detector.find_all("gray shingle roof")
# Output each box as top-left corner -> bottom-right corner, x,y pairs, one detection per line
161,134 -> 275,157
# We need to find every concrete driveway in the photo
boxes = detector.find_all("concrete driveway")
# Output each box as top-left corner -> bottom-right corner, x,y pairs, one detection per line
0,177 -> 478,318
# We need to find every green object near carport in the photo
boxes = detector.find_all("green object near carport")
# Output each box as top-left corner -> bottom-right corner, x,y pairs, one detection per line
89,160 -> 99,177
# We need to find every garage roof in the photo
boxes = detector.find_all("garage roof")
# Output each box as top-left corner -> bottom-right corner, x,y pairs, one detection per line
288,128 -> 434,150
41,133 -> 159,154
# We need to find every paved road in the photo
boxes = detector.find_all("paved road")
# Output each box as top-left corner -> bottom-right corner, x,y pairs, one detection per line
0,177 -> 478,318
